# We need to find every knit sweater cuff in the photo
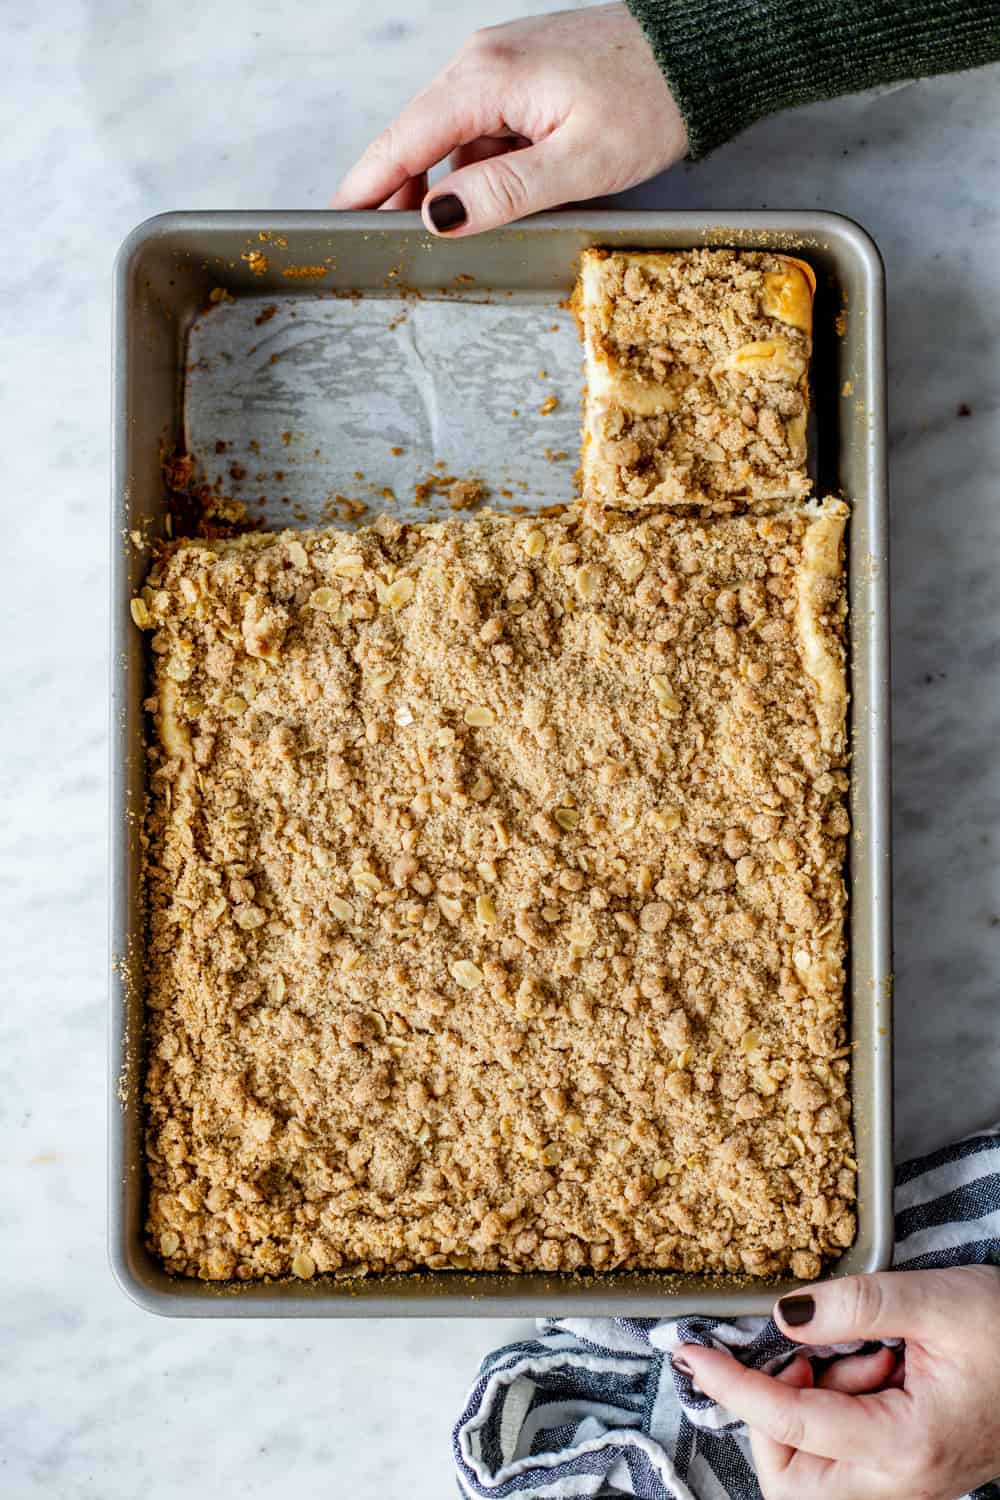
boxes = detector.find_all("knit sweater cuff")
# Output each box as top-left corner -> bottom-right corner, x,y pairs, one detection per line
625,0 -> 1000,158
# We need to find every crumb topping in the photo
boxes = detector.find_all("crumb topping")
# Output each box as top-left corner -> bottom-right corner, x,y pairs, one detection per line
139,503 -> 853,1284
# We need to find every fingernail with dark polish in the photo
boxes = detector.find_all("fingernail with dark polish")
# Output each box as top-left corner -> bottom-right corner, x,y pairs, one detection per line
428,194 -> 467,232
778,1294 -> 816,1327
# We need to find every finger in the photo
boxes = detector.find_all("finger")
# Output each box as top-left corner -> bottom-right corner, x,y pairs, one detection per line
817,1347 -> 899,1395
331,76 -> 502,209
449,134 -> 527,173
748,1441 -> 889,1500
746,1357 -> 816,1491
379,174 -> 428,212
774,1270 -> 964,1346
678,1345 -> 898,1462
422,124 -> 600,236
778,1355 -> 816,1390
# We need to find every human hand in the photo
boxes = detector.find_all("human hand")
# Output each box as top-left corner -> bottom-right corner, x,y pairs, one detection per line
331,4 -> 687,235
675,1267 -> 1000,1500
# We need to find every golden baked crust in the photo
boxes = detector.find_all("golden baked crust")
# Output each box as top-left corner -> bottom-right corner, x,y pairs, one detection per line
796,504 -> 848,756
138,503 -> 852,1284
578,248 -> 814,512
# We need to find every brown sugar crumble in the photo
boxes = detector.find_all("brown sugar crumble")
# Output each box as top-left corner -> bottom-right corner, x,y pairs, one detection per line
138,496 -> 852,1285
412,472 -> 488,512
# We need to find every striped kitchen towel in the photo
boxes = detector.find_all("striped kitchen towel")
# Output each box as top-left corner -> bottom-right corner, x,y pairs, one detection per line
453,1124 -> 1000,1500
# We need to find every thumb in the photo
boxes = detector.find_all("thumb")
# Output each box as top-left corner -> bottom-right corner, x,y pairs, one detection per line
422,126 -> 594,236
775,1270 -> 959,1345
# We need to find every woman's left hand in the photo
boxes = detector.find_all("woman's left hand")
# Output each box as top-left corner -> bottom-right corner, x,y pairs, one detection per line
331,4 -> 687,236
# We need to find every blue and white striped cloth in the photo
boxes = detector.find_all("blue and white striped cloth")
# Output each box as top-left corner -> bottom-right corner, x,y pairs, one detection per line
453,1124 -> 1000,1500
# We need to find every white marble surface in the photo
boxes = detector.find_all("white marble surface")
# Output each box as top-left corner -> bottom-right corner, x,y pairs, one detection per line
2,1 -> 998,1495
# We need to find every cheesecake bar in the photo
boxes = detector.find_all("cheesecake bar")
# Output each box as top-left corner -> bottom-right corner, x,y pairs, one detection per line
138,501 -> 853,1284
578,248 -> 814,511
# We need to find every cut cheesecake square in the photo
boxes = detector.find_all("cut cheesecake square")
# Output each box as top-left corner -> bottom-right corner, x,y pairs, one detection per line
578,248 -> 815,512
137,500 -> 853,1285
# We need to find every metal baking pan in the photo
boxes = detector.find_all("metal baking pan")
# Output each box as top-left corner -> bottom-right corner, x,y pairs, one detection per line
110,210 -> 892,1316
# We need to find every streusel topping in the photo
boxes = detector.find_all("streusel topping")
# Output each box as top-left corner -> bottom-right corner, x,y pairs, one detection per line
139,503 -> 852,1284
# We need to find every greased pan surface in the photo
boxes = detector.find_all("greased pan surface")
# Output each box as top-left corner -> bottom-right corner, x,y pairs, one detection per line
110,211 -> 891,1315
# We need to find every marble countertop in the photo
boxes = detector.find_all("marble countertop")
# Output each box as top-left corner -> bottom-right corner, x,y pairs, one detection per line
3,1 -> 998,1494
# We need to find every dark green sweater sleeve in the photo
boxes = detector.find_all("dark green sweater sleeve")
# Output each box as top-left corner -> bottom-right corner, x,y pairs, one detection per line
625,0 -> 1000,157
